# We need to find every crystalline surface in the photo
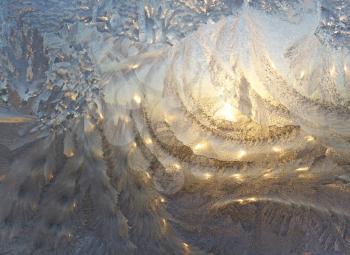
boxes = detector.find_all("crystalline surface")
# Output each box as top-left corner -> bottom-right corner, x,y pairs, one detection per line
0,0 -> 350,255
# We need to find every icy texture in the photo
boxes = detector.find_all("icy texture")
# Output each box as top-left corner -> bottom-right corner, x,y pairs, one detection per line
0,0 -> 350,255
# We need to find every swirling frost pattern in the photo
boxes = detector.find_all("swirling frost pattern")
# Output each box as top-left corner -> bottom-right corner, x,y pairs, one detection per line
0,0 -> 350,254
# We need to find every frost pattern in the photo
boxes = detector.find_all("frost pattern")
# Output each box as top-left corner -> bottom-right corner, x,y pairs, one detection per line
0,1 -> 350,255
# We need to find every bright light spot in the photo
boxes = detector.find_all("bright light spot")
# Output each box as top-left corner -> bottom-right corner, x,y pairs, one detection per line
263,172 -> 272,178
122,116 -> 130,123
65,149 -> 75,157
300,70 -> 305,79
203,173 -> 212,180
160,197 -> 166,203
231,173 -> 244,181
215,103 -> 237,122
237,150 -> 247,159
144,138 -> 153,145
193,142 -> 207,152
237,199 -> 244,204
64,91 -> 78,101
129,63 -> 140,69
98,113 -> 104,121
263,169 -> 273,178
272,146 -> 282,153
304,135 -> 315,142
236,197 -> 257,204
98,16 -> 109,22
247,197 -> 257,202
145,172 -> 151,179
133,94 -> 142,104
298,173 -> 313,179
162,218 -> 167,225
131,142 -> 137,148
183,242 -> 189,248
344,65 -> 348,72
330,65 -> 336,76
173,163 -> 181,170
295,166 -> 309,172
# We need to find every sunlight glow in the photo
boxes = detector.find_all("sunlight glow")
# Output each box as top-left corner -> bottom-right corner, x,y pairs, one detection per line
215,102 -> 237,122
